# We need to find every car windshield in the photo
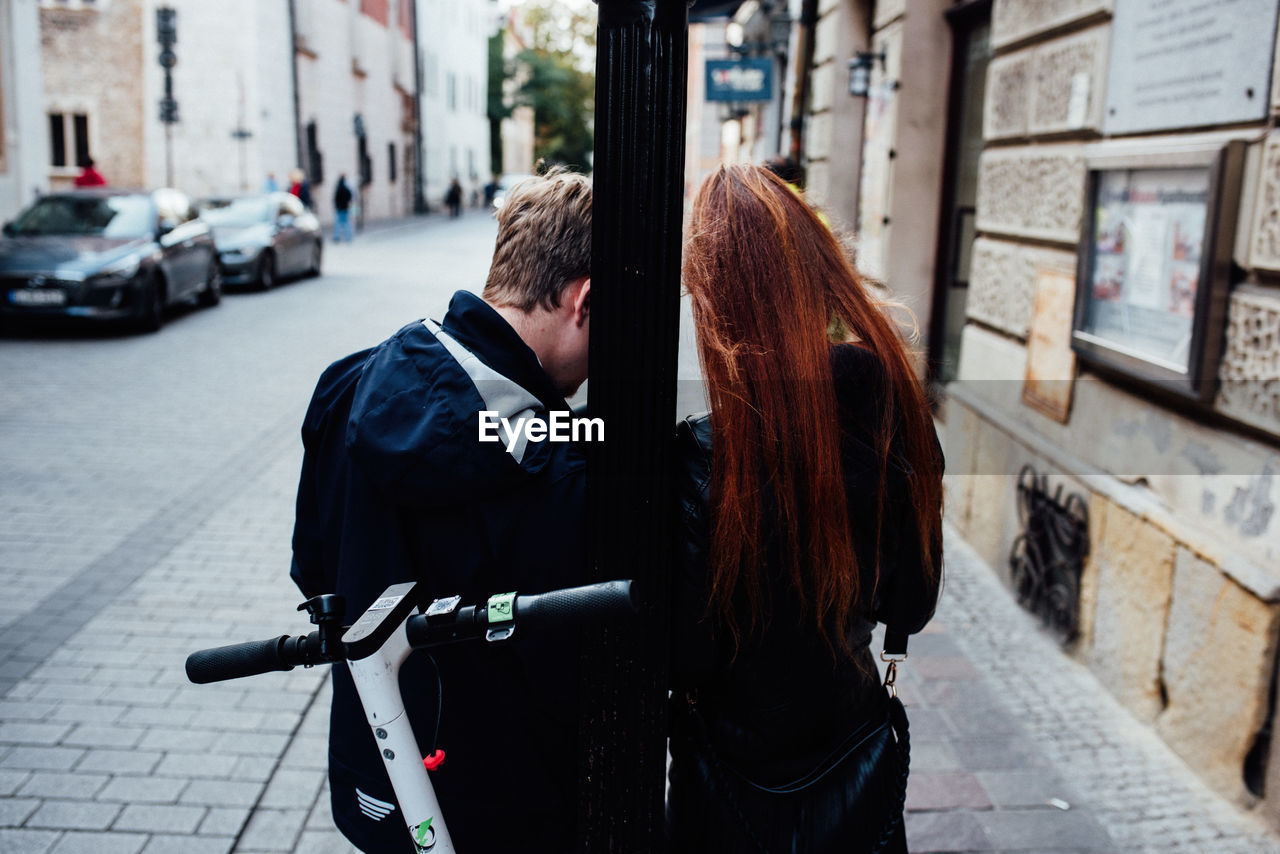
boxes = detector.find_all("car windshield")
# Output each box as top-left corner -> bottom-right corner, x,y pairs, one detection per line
9,195 -> 154,238
199,197 -> 272,227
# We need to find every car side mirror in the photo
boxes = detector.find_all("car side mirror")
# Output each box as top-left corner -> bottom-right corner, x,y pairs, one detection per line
1,222 -> 14,238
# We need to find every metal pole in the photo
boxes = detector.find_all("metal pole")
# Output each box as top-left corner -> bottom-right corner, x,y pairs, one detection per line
287,0 -> 305,174
410,0 -> 428,214
579,1 -> 689,851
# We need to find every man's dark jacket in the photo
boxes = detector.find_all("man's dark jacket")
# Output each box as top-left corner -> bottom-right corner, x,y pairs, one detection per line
291,290 -> 587,854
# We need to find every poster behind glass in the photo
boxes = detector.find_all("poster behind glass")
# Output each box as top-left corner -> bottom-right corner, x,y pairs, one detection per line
1080,168 -> 1209,373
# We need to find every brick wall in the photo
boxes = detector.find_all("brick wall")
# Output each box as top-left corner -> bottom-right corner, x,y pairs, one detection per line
40,0 -> 145,189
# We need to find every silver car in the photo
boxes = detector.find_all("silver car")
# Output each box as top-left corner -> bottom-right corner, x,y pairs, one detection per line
200,193 -> 323,290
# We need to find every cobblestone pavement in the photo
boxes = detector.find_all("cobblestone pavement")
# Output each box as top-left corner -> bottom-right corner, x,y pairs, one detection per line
902,522 -> 1280,853
0,212 -> 495,854
1,210 -> 1278,852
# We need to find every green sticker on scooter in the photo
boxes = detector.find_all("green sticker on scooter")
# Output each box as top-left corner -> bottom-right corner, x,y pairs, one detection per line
413,817 -> 436,851
487,592 -> 516,623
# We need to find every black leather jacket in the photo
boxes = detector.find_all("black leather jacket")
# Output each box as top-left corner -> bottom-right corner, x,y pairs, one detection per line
669,343 -> 943,786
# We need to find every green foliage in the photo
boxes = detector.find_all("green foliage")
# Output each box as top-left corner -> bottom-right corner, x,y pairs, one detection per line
488,32 -> 509,174
511,1 -> 596,172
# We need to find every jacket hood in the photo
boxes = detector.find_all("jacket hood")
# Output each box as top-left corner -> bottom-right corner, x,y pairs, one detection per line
343,314 -> 565,507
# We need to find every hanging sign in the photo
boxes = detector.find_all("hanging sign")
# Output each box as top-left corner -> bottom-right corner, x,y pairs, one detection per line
705,59 -> 774,103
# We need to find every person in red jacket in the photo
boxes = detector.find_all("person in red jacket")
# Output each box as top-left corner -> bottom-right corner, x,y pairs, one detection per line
73,158 -> 107,188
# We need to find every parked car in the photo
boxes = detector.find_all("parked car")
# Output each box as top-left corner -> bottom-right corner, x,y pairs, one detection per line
199,193 -> 322,290
0,188 -> 220,332
491,173 -> 535,210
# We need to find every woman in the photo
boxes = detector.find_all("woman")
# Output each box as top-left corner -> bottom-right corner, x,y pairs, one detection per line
668,164 -> 944,853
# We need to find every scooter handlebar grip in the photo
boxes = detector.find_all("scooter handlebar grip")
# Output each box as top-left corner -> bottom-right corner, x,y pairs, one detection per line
515,580 -> 635,627
185,636 -> 294,684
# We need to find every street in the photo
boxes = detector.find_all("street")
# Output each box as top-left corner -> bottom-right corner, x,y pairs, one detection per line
1,212 -> 1278,853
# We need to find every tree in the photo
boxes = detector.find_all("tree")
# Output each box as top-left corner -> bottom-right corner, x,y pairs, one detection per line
510,0 -> 596,171
488,32 -> 510,175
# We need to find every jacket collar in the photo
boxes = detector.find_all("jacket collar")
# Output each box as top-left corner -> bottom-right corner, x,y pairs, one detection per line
438,290 -> 569,412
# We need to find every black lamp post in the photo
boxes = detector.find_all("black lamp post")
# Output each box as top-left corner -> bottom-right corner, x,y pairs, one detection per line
581,1 -> 690,851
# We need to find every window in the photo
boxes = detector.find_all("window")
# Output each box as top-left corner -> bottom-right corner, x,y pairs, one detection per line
306,120 -> 324,185
49,114 -> 66,167
48,112 -> 91,169
447,73 -> 457,112
0,61 -> 6,174
358,135 -> 372,187
73,115 -> 90,168
388,142 -> 397,183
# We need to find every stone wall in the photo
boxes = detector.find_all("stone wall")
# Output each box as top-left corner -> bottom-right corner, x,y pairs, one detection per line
947,0 -> 1280,822
806,0 -> 872,234
40,0 -> 146,189
945,389 -> 1280,807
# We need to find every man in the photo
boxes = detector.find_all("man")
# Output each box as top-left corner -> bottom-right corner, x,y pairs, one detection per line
332,175 -> 354,242
291,171 -> 592,854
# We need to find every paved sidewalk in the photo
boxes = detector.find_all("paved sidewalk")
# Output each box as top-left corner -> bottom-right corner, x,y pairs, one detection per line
897,522 -> 1280,853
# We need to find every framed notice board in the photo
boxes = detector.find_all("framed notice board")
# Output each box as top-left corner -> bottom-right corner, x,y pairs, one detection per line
1072,141 -> 1245,402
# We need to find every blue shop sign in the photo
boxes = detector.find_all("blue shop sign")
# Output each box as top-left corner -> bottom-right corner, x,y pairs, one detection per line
705,59 -> 774,102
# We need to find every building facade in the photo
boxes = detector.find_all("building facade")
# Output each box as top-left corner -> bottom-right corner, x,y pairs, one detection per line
294,0 -> 420,224
802,0 -> 1280,827
28,0 -> 426,227
0,0 -> 48,221
418,0 -> 494,210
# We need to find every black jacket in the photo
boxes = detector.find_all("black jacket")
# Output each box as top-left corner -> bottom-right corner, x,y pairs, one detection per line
667,343 -> 942,850
333,181 -> 353,211
291,291 -> 588,853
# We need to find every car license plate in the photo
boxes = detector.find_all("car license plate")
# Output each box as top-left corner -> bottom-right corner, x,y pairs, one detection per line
9,289 -> 66,306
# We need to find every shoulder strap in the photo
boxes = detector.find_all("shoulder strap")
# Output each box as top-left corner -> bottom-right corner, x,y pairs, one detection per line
882,627 -> 907,658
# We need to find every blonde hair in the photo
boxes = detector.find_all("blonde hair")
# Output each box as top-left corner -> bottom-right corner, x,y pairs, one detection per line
484,170 -> 592,312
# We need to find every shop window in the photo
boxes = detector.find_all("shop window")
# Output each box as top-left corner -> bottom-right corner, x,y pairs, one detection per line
1072,141 -> 1247,402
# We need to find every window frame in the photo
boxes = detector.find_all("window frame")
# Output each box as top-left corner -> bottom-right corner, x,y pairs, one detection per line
1070,139 -> 1246,403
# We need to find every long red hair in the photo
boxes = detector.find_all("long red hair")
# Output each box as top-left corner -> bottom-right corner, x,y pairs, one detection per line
683,164 -> 943,653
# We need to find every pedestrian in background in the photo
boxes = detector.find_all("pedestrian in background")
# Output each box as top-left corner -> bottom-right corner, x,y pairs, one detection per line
74,157 -> 107,188
446,178 -> 463,218
262,172 -> 279,193
333,175 -> 354,243
289,168 -> 313,210
667,164 -> 944,853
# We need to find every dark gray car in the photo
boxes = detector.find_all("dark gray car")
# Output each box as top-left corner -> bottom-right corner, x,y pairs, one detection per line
0,188 -> 220,332
199,193 -> 322,290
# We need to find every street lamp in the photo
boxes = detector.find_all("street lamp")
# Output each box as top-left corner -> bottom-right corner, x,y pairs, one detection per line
848,49 -> 887,98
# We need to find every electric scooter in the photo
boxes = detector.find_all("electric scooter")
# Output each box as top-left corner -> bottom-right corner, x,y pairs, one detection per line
185,579 -> 635,854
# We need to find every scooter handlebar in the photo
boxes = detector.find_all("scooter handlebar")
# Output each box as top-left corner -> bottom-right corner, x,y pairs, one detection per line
514,580 -> 636,628
185,634 -> 315,684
